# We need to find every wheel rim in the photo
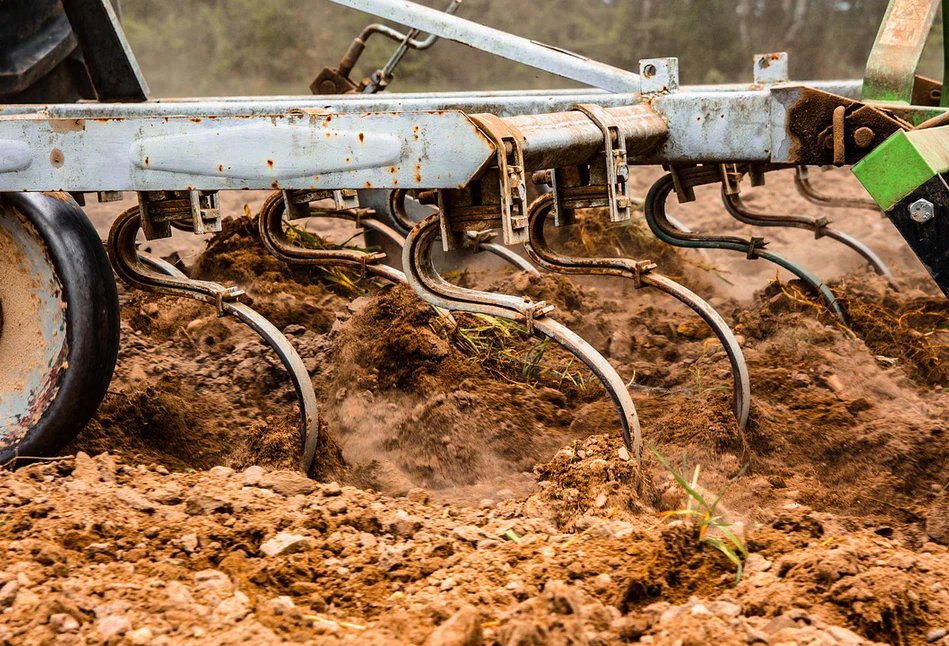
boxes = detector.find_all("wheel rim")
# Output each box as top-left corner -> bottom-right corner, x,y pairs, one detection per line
0,200 -> 68,450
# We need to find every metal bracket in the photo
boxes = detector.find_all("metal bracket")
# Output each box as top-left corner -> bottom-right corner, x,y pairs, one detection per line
569,104 -> 632,223
639,58 -> 680,95
465,114 -> 529,246
282,189 -> 360,221
753,53 -> 789,86
138,190 -> 221,240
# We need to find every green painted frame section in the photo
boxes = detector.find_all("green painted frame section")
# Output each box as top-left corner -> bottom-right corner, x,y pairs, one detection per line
853,126 -> 949,210
863,0 -> 941,104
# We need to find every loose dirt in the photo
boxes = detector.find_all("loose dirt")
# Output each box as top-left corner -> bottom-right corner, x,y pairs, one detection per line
1,168 -> 947,645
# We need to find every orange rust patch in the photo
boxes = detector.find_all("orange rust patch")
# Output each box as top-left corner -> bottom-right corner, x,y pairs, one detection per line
48,119 -> 85,134
389,166 -> 397,174
218,165 -> 223,172
271,181 -> 280,189
190,118 -> 202,123
365,181 -> 372,189
144,156 -> 150,166
358,133 -> 365,143
267,159 -> 274,168
49,149 -> 65,168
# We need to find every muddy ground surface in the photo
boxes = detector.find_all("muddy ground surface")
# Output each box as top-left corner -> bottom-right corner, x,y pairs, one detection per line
2,168 -> 948,645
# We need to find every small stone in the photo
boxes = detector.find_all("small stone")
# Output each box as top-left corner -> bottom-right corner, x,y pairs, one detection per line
96,615 -> 131,639
260,533 -> 312,557
378,546 -> 405,572
180,533 -> 199,553
209,466 -> 234,478
194,570 -> 232,593
709,600 -> 742,619
406,488 -> 431,504
425,604 -> 482,646
0,580 -> 18,607
322,482 -> 342,496
115,487 -> 156,513
389,510 -> 423,538
243,465 -> 265,486
283,324 -> 306,336
49,613 -> 80,633
617,447 -> 631,462
928,629 -> 948,643
185,494 -> 232,515
690,603 -> 711,616
826,625 -> 864,645
143,527 -> 160,539
150,483 -> 184,505
126,627 -> 154,645
594,493 -> 608,508
214,591 -> 250,623
452,526 -> 491,544
258,470 -> 317,496
270,596 -> 295,615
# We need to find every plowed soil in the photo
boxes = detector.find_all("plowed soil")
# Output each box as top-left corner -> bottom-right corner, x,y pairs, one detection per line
1,168 -> 947,646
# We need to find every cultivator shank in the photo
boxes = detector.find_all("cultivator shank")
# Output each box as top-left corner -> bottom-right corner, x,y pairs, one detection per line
3,0 -> 949,468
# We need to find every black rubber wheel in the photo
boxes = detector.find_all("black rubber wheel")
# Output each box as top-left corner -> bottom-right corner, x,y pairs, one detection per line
0,192 -> 120,463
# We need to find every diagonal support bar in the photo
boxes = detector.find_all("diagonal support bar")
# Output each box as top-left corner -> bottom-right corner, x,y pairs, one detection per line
59,0 -> 150,102
327,0 -> 640,93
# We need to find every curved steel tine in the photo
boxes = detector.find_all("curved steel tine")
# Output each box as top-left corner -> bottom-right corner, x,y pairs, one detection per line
644,172 -> 848,322
110,212 -> 321,472
644,274 -> 750,429
403,213 -> 642,466
722,185 -> 891,277
524,194 -> 750,430
795,167 -> 881,213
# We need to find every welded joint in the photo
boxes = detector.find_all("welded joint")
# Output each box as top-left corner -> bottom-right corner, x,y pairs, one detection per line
639,58 -> 679,95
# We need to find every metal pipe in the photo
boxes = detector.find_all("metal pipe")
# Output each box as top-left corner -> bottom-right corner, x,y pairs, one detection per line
328,0 -> 640,93
499,104 -> 669,169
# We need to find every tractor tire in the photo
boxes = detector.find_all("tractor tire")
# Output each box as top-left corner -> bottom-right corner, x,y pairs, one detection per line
0,192 -> 120,464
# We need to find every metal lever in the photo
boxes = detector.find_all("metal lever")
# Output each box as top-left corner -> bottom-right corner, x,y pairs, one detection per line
364,0 -> 463,93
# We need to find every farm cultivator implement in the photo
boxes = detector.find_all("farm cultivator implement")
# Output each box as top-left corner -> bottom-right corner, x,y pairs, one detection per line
1,0 -> 947,471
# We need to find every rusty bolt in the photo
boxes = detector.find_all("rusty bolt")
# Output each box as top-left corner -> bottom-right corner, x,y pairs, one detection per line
532,170 -> 552,186
417,190 -> 437,205
853,127 -> 875,148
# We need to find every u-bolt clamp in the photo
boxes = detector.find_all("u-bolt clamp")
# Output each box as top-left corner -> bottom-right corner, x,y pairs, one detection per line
465,113 -> 530,247
570,104 -> 632,223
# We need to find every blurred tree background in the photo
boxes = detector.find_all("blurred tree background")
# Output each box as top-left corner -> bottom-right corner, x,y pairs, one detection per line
121,0 -> 945,97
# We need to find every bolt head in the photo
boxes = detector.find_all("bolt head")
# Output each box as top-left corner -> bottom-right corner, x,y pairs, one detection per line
910,198 -> 935,224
